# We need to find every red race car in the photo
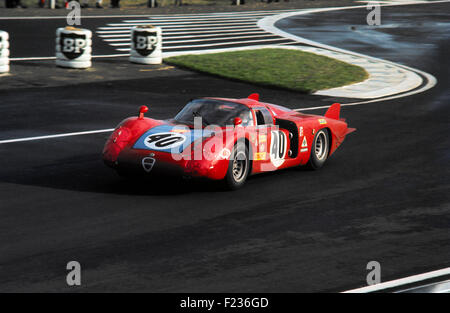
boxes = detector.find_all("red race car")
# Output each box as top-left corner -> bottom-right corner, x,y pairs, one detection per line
103,93 -> 355,189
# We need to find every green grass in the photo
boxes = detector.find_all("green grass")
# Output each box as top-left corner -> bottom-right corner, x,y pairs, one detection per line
165,48 -> 369,93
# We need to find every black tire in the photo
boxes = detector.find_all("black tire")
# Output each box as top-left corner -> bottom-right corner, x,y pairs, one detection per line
224,141 -> 250,190
308,129 -> 330,170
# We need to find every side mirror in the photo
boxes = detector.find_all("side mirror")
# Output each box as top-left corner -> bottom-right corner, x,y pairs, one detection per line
138,105 -> 149,119
234,117 -> 243,126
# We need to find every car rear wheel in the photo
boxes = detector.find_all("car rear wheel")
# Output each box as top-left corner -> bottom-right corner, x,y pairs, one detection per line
224,142 -> 249,190
308,129 -> 329,170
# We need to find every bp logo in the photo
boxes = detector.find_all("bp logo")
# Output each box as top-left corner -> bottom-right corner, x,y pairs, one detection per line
133,31 -> 158,56
60,33 -> 87,60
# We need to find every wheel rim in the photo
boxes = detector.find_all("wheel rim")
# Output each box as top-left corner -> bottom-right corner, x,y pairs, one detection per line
232,151 -> 247,183
314,131 -> 328,161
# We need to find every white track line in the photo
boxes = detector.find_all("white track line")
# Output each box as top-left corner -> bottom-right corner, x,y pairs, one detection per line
0,129 -> 114,144
161,28 -> 264,35
97,28 -> 263,36
110,34 -> 278,46
342,267 -> 450,293
96,25 -> 259,34
102,31 -> 266,42
117,37 -> 289,51
107,19 -> 259,26
8,56 -> 57,61
98,22 -> 256,30
124,16 -> 267,22
98,29 -> 263,38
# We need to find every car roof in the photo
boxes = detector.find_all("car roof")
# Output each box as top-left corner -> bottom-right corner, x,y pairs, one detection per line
204,97 -> 275,109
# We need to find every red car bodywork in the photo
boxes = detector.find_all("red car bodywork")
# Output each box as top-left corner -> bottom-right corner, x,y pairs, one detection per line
102,94 -> 355,180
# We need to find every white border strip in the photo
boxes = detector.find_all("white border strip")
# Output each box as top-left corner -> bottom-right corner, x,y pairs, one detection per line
342,267 -> 450,293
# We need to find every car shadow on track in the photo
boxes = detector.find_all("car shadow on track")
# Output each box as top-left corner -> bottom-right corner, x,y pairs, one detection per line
0,152 -> 317,196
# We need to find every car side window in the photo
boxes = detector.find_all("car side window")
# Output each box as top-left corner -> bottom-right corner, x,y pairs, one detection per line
254,110 -> 265,125
254,108 -> 273,125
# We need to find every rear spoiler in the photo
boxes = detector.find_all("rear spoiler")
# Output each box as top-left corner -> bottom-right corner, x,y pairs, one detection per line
325,103 -> 356,135
325,103 -> 341,120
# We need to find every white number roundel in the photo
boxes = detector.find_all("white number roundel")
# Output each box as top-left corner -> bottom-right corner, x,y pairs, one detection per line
144,132 -> 186,150
269,130 -> 287,167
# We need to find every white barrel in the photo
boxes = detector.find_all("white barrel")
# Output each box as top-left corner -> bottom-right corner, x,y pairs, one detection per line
129,26 -> 162,65
55,26 -> 92,69
0,30 -> 10,73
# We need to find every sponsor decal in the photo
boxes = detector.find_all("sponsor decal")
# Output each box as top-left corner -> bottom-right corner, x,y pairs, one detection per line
171,128 -> 189,133
133,30 -> 158,56
60,32 -> 87,60
258,134 -> 267,143
142,157 -> 156,172
301,136 -> 308,148
254,152 -> 266,161
269,130 -> 286,167
318,119 -> 327,125
220,148 -> 231,159
300,148 -> 308,153
299,126 -> 303,137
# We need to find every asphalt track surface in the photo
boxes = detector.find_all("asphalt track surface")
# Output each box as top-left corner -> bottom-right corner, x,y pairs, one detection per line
0,3 -> 449,292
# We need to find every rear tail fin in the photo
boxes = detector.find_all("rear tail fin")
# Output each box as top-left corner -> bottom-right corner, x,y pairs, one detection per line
325,103 -> 340,120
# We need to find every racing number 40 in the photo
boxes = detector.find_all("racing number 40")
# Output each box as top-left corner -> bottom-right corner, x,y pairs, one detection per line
146,133 -> 184,148
271,131 -> 286,160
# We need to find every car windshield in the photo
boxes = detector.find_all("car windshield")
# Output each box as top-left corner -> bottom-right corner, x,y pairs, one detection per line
174,99 -> 251,127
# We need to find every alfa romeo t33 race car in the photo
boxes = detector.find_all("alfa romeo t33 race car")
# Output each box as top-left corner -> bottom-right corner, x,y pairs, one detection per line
102,93 -> 355,189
